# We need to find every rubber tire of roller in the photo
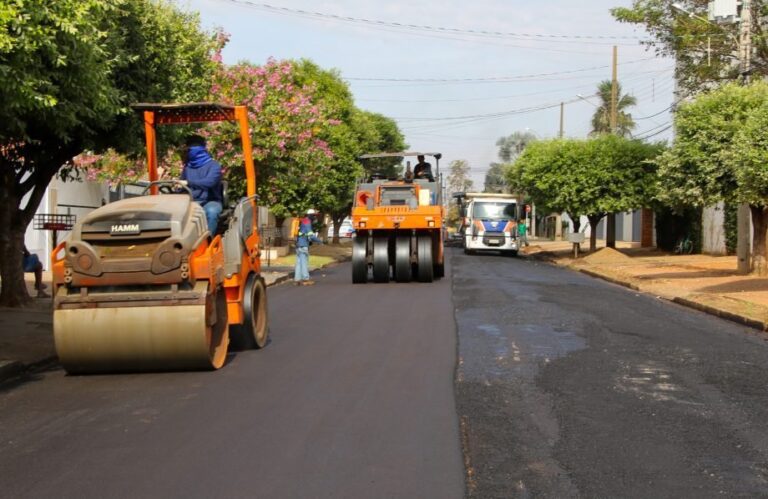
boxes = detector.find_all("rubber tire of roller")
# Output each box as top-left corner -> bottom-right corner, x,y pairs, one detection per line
352,234 -> 368,284
372,235 -> 390,283
229,274 -> 269,350
394,235 -> 412,283
417,235 -> 434,283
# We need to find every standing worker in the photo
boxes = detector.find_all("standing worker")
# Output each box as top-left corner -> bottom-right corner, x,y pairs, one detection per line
518,219 -> 530,247
294,209 -> 322,286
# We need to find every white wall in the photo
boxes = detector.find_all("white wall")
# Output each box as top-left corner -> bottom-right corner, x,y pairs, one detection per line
24,177 -> 109,269
702,203 -> 727,255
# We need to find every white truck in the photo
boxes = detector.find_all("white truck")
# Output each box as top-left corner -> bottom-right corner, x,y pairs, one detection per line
455,192 -> 521,256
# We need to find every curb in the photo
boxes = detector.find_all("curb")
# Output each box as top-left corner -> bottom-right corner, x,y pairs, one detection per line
671,296 -> 768,331
576,268 -> 641,292
567,265 -> 767,333
267,254 -> 351,287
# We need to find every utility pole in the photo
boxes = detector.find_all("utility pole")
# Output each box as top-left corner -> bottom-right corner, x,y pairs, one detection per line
610,45 -> 618,133
737,0 -> 752,274
559,102 -> 564,138
606,45 -> 619,248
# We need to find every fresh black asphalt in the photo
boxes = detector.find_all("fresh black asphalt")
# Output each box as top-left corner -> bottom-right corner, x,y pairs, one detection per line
3,248 -> 768,498
452,248 -> 768,498
0,261 -> 463,498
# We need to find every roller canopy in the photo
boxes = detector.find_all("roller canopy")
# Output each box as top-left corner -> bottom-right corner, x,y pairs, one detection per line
131,102 -> 238,124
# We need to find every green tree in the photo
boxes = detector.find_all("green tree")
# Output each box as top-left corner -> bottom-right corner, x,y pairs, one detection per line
612,1 -> 766,95
656,80 -> 768,273
511,136 -> 661,251
590,80 -> 637,136
293,60 -> 363,243
496,131 -> 537,163
0,0 -> 219,307
447,159 -> 474,195
484,163 -> 508,193
207,58 -> 337,232
488,131 -> 537,193
357,112 -> 408,178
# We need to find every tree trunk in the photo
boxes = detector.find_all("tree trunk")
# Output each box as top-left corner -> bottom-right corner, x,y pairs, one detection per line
330,212 -> 344,245
571,214 -> 582,255
750,205 -> 768,276
0,217 -> 30,307
587,214 -> 604,253
0,144 -> 79,307
606,213 -> 616,248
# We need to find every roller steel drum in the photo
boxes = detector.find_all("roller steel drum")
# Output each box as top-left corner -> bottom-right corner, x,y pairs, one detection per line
54,288 -> 228,373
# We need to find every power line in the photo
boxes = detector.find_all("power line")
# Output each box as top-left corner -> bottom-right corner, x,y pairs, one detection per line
214,0 -> 652,43
345,57 -> 659,83
355,67 -> 674,103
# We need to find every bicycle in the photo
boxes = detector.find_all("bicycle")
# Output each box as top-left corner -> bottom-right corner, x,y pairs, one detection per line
673,235 -> 694,255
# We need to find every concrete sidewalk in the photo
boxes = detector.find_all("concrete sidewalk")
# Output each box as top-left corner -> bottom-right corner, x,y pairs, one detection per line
522,239 -> 768,332
0,250 -> 350,384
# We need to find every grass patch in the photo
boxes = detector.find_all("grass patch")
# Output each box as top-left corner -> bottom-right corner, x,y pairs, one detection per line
271,254 -> 335,269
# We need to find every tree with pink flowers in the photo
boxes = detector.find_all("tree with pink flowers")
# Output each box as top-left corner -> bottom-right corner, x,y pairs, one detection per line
205,58 -> 337,223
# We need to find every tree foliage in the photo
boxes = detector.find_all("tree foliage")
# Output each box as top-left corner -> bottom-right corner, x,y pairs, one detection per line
510,135 -> 662,250
656,80 -> 768,272
488,131 -> 537,193
447,159 -> 474,195
205,58 -> 336,220
611,1 -> 768,95
0,0 -> 220,307
483,163 -> 507,193
590,80 -> 637,137
496,131 -> 537,163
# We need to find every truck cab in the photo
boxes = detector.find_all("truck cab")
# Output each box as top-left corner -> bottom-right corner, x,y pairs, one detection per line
456,192 -> 520,256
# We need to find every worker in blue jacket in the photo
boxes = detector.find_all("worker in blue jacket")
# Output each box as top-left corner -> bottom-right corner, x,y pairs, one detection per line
294,209 -> 322,286
180,135 -> 223,234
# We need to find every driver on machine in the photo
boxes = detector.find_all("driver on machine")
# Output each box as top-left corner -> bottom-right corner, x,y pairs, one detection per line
180,135 -> 223,234
413,155 -> 435,182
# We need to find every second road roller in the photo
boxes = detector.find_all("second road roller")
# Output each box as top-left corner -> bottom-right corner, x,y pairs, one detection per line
51,103 -> 268,373
351,152 -> 445,284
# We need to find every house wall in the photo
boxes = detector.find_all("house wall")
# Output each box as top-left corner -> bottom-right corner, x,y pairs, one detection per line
24,178 -> 109,269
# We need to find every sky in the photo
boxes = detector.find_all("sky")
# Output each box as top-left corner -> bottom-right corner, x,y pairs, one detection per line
181,0 -> 675,187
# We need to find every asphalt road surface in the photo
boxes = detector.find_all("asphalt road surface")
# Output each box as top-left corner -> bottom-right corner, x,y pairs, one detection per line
0,262 -> 464,499
453,248 -> 768,498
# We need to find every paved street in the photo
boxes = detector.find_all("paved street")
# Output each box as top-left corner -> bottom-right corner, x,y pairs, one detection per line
4,249 -> 768,498
0,262 -> 463,499
453,249 -> 768,498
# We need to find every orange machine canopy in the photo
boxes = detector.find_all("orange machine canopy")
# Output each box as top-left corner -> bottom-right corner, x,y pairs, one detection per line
131,102 -> 256,197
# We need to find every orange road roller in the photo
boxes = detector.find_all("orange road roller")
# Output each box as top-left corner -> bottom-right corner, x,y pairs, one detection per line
51,103 -> 268,373
351,152 -> 445,284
